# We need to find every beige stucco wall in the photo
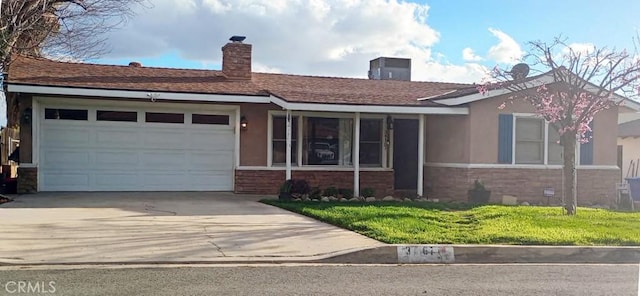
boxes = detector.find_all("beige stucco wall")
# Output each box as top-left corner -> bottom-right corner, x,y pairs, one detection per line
619,137 -> 640,178
239,103 -> 279,166
425,115 -> 469,163
467,94 -> 618,166
592,106 -> 619,166
618,105 -> 640,124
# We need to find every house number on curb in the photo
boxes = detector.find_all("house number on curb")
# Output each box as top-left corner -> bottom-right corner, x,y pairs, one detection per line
397,245 -> 455,263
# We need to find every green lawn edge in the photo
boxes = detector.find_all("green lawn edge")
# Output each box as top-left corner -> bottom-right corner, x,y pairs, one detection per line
261,200 -> 640,246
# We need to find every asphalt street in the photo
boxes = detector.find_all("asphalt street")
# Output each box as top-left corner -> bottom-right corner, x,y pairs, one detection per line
0,264 -> 637,296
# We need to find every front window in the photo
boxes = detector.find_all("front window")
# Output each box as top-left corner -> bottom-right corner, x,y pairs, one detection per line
303,117 -> 352,165
272,116 -> 298,165
359,119 -> 383,166
515,117 -> 563,164
270,114 -> 384,167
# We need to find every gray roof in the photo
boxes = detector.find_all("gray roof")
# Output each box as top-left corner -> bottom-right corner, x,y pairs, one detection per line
619,119 -> 640,137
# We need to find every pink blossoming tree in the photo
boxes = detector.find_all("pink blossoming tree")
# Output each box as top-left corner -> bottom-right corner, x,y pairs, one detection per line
480,37 -> 640,215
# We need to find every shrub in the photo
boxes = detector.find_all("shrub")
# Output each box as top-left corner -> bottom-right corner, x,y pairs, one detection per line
471,179 -> 487,191
361,187 -> 375,198
310,187 -> 322,199
339,188 -> 354,199
290,179 -> 311,196
279,180 -> 292,193
323,186 -> 339,197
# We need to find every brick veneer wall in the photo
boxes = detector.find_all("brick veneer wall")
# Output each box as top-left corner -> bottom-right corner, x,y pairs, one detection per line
17,167 -> 37,193
235,169 -> 394,196
425,166 -> 619,205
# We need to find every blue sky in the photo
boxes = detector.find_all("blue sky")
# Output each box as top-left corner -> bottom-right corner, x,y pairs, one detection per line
426,0 -> 640,64
94,0 -> 640,84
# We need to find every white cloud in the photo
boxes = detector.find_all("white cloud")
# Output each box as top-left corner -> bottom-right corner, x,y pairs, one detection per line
462,47 -> 483,62
487,28 -> 523,64
101,0 -> 486,82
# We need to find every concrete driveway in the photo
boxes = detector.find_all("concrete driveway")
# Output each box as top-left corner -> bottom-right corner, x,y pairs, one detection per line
0,192 -> 382,264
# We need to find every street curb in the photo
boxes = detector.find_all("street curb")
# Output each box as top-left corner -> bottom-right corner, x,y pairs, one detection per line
317,245 -> 640,264
1,245 -> 639,266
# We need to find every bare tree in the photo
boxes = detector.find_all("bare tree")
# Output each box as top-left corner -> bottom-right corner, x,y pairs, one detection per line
1,0 -> 147,125
479,37 -> 640,215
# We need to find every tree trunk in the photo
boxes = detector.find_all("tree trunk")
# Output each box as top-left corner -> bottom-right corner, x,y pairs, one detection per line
562,132 -> 577,215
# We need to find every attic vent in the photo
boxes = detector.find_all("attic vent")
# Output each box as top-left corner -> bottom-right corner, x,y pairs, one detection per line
129,62 -> 142,67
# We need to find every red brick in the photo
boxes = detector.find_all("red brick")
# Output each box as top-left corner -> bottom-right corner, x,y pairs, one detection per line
235,169 -> 393,196
425,166 -> 619,205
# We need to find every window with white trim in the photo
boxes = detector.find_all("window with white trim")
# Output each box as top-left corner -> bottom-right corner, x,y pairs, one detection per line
514,116 -> 563,164
272,116 -> 298,165
303,117 -> 352,165
270,114 -> 384,167
359,119 -> 383,166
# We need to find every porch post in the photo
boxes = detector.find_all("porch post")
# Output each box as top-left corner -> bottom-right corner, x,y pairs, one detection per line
354,112 -> 361,197
285,109 -> 292,180
417,114 -> 425,197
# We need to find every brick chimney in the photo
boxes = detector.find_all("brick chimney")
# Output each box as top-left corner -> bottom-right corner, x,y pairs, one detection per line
222,36 -> 252,80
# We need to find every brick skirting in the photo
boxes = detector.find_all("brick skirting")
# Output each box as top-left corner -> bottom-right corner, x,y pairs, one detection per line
17,167 -> 37,194
235,169 -> 394,196
425,166 -> 620,205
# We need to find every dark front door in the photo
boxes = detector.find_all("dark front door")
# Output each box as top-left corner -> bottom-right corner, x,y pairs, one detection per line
393,119 -> 419,190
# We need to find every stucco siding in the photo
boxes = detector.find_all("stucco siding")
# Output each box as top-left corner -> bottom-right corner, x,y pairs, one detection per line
619,136 -> 640,178
426,115 -> 469,163
468,94 -> 618,165
239,103 -> 279,166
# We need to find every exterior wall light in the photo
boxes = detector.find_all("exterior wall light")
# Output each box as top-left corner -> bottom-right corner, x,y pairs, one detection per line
240,116 -> 248,130
22,108 -> 32,124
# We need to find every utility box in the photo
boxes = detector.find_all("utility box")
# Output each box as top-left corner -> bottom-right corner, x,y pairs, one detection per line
368,57 -> 411,81
625,177 -> 640,201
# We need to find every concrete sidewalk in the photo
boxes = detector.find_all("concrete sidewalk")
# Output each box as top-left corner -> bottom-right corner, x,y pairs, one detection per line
0,192 -> 382,265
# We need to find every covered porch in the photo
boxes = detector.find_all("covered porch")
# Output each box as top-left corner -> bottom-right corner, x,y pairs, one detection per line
251,98 -> 469,197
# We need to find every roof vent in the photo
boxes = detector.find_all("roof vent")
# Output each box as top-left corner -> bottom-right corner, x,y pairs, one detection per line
128,61 -> 142,67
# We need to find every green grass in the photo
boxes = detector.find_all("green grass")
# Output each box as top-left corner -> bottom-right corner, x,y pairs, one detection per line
261,200 -> 640,245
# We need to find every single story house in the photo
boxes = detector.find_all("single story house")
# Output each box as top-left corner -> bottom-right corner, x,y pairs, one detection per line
5,37 -> 620,205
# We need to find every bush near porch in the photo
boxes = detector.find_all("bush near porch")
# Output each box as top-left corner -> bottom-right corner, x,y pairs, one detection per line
261,201 -> 640,246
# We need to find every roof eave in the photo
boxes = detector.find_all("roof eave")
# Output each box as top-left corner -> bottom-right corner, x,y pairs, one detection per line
7,83 -> 271,103
268,95 -> 468,115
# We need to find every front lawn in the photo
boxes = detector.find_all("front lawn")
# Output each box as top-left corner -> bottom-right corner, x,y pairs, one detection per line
262,200 -> 640,245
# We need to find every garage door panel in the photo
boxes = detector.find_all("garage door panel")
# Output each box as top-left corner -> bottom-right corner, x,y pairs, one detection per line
42,128 -> 91,147
94,151 -> 139,166
188,152 -> 233,168
95,129 -> 140,147
40,104 -> 235,191
94,173 -> 139,186
142,131 -> 189,149
42,173 -> 90,188
140,152 -> 186,168
42,150 -> 91,168
189,132 -> 233,148
188,172 -> 232,185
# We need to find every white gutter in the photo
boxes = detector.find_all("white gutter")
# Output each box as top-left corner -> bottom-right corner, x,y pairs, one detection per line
269,95 -> 469,115
7,84 -> 271,103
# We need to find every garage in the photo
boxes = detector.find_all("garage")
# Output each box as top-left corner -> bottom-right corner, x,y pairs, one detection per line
38,102 -> 236,191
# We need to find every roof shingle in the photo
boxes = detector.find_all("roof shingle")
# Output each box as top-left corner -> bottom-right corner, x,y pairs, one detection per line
8,56 -> 471,106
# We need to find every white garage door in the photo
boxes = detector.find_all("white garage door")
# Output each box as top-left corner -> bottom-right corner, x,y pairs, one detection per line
39,104 -> 235,191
